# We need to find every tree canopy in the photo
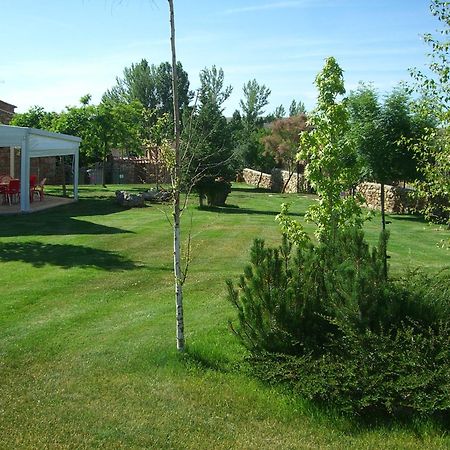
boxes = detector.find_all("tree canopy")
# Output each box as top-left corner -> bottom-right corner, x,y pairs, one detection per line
409,0 -> 449,226
240,79 -> 271,130
103,59 -> 193,116
262,114 -> 308,172
346,84 -> 430,185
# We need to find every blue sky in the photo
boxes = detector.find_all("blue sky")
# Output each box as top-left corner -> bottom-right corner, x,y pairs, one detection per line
1,0 -> 439,115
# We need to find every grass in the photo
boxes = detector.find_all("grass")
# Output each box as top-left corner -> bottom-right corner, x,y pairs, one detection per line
0,183 -> 449,449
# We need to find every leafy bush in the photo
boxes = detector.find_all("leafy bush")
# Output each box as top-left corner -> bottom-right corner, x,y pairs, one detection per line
227,231 -> 450,416
250,321 -> 450,416
196,177 -> 231,207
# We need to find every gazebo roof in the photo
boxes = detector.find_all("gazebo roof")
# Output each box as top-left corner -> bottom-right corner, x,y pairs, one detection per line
0,124 -> 81,157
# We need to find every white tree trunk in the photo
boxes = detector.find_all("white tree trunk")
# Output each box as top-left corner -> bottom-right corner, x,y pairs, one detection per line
168,0 -> 185,351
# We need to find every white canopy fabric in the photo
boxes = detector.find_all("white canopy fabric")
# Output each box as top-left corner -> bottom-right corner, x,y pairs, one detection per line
0,124 -> 81,212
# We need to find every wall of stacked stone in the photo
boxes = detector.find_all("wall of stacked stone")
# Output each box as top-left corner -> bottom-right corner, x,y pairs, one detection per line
242,167 -> 307,193
270,168 -> 307,193
356,182 -> 417,214
242,168 -> 272,189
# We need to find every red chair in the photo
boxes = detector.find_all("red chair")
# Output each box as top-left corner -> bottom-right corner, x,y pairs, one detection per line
0,176 -> 12,204
6,179 -> 20,205
29,175 -> 37,202
0,175 -> 12,184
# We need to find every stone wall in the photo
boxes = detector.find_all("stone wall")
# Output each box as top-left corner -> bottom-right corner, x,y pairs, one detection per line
356,182 -> 417,214
242,167 -> 308,193
242,168 -> 272,189
271,168 -> 307,193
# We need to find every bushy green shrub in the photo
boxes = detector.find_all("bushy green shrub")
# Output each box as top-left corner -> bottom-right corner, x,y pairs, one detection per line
196,177 -> 231,207
227,231 -> 450,416
250,320 -> 450,416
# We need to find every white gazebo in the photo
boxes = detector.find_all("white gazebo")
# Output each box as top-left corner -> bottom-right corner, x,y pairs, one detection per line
0,124 -> 81,213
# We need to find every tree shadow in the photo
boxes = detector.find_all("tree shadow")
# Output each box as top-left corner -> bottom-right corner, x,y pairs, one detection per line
231,186 -> 272,193
182,346 -> 235,374
0,241 -> 142,270
198,204 -> 305,218
388,214 -> 429,224
66,197 -> 146,217
0,198 -> 136,238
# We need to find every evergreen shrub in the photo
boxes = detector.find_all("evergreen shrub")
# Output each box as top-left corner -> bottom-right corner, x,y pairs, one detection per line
227,231 -> 450,416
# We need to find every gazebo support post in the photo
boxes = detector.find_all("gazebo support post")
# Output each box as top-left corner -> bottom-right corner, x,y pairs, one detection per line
61,156 -> 67,197
73,151 -> 79,200
19,134 -> 30,212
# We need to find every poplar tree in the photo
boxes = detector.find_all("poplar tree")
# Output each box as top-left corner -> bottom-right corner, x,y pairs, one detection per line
298,57 -> 362,243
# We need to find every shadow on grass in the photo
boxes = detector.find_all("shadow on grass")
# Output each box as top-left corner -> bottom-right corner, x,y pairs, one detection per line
231,186 -> 272,193
198,204 -> 305,218
67,197 -> 144,217
0,198 -> 135,237
182,346 -> 236,374
0,241 -> 141,270
388,214 -> 431,225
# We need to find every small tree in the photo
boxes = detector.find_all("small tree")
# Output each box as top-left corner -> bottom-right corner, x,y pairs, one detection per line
298,57 -> 362,242
262,114 -> 308,193
347,84 -> 434,268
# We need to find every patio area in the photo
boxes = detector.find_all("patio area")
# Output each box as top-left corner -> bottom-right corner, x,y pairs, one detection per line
0,125 -> 81,213
0,194 -> 75,215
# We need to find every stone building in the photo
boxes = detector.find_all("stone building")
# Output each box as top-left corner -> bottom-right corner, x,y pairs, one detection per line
0,100 -> 16,125
0,100 -> 16,177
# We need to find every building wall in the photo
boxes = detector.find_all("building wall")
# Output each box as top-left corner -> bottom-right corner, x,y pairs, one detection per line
0,147 -> 58,182
0,100 -> 16,124
0,100 -> 17,175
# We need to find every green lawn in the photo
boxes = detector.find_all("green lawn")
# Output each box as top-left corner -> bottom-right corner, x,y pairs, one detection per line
0,184 -> 448,449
